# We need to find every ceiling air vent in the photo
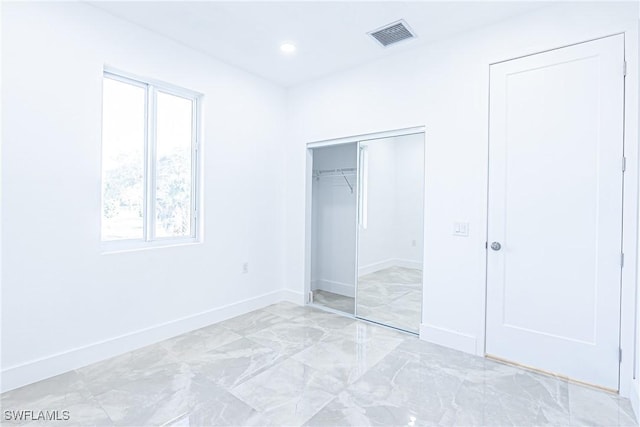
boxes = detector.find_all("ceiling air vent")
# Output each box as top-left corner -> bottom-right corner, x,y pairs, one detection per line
368,20 -> 416,47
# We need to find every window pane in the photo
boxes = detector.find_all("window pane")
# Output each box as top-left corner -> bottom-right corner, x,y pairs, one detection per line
101,77 -> 146,240
155,92 -> 193,238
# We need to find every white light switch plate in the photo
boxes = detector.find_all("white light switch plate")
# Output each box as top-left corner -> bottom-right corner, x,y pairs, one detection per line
453,222 -> 469,237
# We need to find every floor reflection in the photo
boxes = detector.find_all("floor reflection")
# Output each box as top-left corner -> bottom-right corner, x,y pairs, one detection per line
357,266 -> 422,333
313,290 -> 354,314
2,303 -> 636,427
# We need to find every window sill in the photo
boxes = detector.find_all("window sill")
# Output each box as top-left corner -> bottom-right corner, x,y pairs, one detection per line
101,238 -> 201,254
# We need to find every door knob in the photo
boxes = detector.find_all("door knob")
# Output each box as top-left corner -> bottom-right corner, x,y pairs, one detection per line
490,242 -> 502,251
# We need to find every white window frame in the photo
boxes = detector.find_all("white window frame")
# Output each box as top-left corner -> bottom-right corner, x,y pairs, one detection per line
101,68 -> 202,252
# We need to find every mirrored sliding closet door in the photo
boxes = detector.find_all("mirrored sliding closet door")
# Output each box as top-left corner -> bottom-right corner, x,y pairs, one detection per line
355,132 -> 425,333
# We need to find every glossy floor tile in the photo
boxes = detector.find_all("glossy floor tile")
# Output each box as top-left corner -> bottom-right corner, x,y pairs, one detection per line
1,302 -> 637,426
357,266 -> 423,333
312,266 -> 422,334
312,289 -> 355,314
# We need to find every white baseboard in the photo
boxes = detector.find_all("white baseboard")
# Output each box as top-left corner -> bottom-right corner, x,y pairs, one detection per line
1,289 -> 300,393
280,289 -> 305,305
419,323 -> 477,355
311,279 -> 355,297
358,258 -> 423,276
630,381 -> 640,422
358,259 -> 395,276
395,259 -> 423,270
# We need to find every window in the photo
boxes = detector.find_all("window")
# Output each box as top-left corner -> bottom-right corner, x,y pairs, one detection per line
101,70 -> 200,247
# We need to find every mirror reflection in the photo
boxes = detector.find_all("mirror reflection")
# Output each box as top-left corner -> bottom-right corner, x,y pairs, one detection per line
356,133 -> 424,333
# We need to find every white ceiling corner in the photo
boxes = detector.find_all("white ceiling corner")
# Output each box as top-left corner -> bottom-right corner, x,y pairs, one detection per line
89,1 -> 550,87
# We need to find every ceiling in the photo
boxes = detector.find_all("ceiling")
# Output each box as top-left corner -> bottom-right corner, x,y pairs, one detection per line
90,1 -> 549,87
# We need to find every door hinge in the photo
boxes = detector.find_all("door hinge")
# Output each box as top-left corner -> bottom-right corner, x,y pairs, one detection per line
623,61 -> 627,77
485,241 -> 488,249
622,156 -> 627,172
619,348 -> 622,363
621,253 -> 625,268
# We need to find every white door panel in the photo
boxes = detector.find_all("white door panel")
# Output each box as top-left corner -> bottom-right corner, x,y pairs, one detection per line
486,35 -> 624,389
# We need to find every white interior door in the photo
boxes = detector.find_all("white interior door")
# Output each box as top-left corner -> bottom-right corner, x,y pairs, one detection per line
486,35 -> 625,390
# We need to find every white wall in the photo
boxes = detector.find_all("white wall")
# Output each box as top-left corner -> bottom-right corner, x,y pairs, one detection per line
286,1 -> 639,399
1,2 -> 288,392
310,143 -> 357,296
393,134 -> 425,267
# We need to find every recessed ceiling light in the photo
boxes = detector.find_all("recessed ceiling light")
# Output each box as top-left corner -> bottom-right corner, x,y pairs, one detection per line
280,42 -> 296,54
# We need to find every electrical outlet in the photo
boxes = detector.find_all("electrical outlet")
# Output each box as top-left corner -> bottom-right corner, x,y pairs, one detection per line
411,239 -> 417,247
242,262 -> 249,274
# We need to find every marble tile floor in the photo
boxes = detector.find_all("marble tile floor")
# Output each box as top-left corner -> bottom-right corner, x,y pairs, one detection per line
312,290 -> 355,314
1,302 -> 637,427
357,266 -> 423,333
312,267 -> 422,333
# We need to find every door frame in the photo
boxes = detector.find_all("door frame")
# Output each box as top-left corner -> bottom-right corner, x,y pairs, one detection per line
482,33 -> 630,392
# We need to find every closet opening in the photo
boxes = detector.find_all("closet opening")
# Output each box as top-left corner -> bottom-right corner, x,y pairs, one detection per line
309,142 -> 358,315
306,127 -> 426,334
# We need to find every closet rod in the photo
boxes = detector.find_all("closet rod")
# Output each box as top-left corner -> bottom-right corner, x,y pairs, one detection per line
313,173 -> 357,177
313,167 -> 356,174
